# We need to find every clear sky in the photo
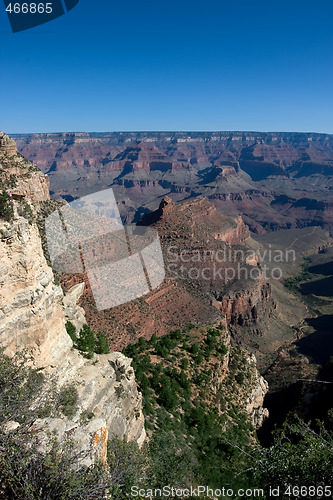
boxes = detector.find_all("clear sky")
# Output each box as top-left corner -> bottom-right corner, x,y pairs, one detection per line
1,0 -> 333,134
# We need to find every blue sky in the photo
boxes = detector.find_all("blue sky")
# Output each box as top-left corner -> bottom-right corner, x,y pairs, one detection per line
1,0 -> 333,133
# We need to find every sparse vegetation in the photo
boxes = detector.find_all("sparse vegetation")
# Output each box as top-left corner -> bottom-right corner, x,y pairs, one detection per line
1,345 -> 332,499
0,349 -> 148,500
250,418 -> 333,495
123,324 -> 256,489
58,384 -> 79,418
65,321 -> 109,358
0,190 -> 14,222
284,257 -> 313,291
17,199 -> 34,223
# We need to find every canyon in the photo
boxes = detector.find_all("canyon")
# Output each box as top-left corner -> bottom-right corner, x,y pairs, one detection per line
12,131 -> 333,233
0,132 -> 275,467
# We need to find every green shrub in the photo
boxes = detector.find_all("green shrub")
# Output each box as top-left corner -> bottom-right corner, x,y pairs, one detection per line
0,433 -> 110,500
58,384 -> 78,418
115,385 -> 125,398
250,418 -> 333,490
0,190 -> 14,221
66,322 -> 110,357
180,357 -> 189,370
95,331 -> 109,354
0,349 -> 47,423
235,372 -> 245,384
77,325 -> 96,358
66,321 -> 78,344
107,435 -> 149,496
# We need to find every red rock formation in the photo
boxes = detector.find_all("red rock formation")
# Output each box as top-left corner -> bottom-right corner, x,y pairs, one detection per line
213,273 -> 275,331
214,215 -> 249,244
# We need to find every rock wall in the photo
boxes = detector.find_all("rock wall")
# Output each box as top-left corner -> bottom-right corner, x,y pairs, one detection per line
214,273 -> 274,330
15,171 -> 50,203
245,353 -> 269,428
0,211 -> 146,460
209,324 -> 269,429
63,282 -> 86,332
0,131 -> 17,156
0,216 -> 71,367
0,132 -> 50,203
0,137 -> 146,462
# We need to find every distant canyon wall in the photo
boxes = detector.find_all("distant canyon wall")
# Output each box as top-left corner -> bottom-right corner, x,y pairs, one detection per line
12,131 -> 333,234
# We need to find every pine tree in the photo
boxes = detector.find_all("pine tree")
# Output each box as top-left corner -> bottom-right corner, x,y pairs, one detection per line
65,321 -> 77,346
0,191 -> 14,222
77,325 -> 95,359
95,332 -> 109,354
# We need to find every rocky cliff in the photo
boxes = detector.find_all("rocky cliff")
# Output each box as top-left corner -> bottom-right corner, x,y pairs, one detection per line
0,144 -> 146,464
0,132 -> 17,156
203,324 -> 269,428
0,216 -> 71,367
143,196 -> 274,335
61,195 -> 274,350
214,274 -> 274,329
0,132 -> 49,203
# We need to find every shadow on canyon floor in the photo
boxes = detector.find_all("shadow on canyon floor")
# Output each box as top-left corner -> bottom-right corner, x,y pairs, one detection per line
296,314 -> 333,365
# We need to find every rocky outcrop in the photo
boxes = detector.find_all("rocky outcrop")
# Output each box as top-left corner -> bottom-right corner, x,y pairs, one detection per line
208,327 -> 268,429
0,132 -> 17,156
0,137 -> 50,203
0,141 -> 146,463
63,282 -> 86,332
5,349 -> 147,465
214,215 -> 250,244
14,171 -> 50,203
27,417 -> 110,467
214,274 -> 274,330
0,216 -> 71,367
48,350 -> 146,458
245,353 -> 269,428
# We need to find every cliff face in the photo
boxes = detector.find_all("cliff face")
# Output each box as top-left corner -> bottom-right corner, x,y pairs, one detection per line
0,132 -> 49,203
215,276 -> 274,328
0,145 -> 146,463
146,197 -> 274,335
14,172 -> 50,203
213,215 -> 250,244
0,132 -> 17,156
244,353 -> 269,428
0,216 -> 71,366
202,326 -> 269,429
207,326 -> 269,428
0,210 -> 146,454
